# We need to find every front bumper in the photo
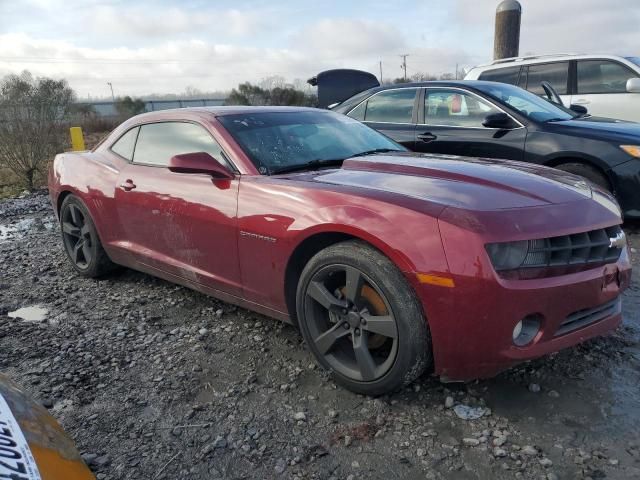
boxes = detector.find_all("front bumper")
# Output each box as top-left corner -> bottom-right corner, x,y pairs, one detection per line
420,253 -> 631,381
417,200 -> 631,381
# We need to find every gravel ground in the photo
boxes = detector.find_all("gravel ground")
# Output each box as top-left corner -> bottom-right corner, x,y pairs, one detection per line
1,190 -> 639,480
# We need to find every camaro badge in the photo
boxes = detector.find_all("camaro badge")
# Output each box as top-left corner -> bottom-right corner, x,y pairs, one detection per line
240,231 -> 277,243
609,231 -> 627,249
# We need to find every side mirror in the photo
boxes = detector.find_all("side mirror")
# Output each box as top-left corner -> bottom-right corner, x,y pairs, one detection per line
569,104 -> 588,115
626,77 -> 640,93
482,112 -> 516,129
168,152 -> 234,179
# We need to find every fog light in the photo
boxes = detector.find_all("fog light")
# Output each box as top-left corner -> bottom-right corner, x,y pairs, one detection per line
512,315 -> 541,346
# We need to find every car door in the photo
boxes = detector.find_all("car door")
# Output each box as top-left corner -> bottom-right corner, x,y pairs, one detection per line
414,87 -> 526,160
571,59 -> 640,121
347,88 -> 418,149
113,121 -> 242,296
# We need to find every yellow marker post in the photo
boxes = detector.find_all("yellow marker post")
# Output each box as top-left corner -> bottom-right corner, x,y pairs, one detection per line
69,126 -> 85,151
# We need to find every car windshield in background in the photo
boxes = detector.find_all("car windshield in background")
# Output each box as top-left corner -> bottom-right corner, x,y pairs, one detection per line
217,111 -> 405,174
626,56 -> 640,67
475,82 -> 578,123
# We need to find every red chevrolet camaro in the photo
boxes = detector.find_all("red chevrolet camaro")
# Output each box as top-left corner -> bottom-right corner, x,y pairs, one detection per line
49,106 -> 631,395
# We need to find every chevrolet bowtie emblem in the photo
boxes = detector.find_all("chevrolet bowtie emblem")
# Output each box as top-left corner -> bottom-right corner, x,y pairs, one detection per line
609,231 -> 626,249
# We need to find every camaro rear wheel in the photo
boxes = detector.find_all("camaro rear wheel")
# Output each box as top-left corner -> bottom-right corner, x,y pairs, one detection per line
60,195 -> 116,278
297,240 -> 431,396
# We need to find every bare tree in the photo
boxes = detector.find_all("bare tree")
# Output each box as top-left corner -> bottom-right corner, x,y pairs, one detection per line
411,72 -> 437,82
0,71 -> 75,190
259,75 -> 287,90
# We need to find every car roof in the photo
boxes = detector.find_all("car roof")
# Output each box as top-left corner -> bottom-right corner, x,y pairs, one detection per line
469,53 -> 636,72
365,80 -> 504,90
337,80 -> 499,103
129,105 -> 323,122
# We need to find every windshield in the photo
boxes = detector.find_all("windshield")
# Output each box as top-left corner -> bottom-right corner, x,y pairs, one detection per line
218,110 -> 405,174
474,82 -> 578,122
626,56 -> 640,67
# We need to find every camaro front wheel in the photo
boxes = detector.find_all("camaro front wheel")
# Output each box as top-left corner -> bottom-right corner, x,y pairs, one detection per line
297,240 -> 431,396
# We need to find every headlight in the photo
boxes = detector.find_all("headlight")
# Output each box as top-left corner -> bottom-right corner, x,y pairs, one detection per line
486,226 -> 624,273
485,240 -> 528,270
620,145 -> 640,158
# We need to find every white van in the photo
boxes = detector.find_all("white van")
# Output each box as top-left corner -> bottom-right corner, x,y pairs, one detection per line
465,54 -> 640,122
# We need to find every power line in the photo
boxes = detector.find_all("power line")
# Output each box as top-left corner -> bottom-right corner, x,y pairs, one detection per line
399,54 -> 409,81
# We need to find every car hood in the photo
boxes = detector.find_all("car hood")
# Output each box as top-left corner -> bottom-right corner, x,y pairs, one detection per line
289,153 -> 595,212
553,116 -> 640,141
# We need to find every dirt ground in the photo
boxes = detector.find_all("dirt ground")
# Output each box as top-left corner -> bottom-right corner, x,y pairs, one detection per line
1,190 -> 639,480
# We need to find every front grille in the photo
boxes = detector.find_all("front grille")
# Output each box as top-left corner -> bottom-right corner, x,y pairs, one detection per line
523,226 -> 623,268
555,297 -> 621,337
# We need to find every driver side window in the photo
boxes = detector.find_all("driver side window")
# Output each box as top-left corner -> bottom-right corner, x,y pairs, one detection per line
424,90 -> 499,128
132,122 -> 229,168
577,60 -> 635,94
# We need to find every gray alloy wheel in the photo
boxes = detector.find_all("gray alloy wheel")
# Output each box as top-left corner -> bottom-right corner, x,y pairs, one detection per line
303,264 -> 399,382
297,240 -> 431,396
60,195 -> 116,277
61,202 -> 94,270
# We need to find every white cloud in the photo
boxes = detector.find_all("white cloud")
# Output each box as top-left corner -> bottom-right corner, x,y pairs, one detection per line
0,33 -> 325,97
87,6 -> 270,39
452,0 -> 640,61
292,18 -> 405,59
2,0 -> 639,99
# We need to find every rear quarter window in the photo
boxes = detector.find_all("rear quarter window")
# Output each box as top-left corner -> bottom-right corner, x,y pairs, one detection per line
110,127 -> 139,160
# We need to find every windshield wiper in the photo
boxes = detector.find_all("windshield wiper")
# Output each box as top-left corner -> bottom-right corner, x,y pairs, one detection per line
268,149 -> 403,175
270,158 -> 345,175
350,148 -> 404,157
544,117 -> 570,123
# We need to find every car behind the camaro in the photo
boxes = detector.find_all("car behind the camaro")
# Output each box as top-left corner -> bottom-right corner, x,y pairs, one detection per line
48,106 -> 631,395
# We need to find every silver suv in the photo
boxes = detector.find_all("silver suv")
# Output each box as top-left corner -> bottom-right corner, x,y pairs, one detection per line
465,54 -> 640,122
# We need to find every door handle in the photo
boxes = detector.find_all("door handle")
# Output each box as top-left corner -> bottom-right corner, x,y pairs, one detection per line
119,179 -> 137,191
573,99 -> 590,105
417,132 -> 437,143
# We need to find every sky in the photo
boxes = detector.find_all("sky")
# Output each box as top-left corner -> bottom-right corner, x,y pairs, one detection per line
0,0 -> 638,99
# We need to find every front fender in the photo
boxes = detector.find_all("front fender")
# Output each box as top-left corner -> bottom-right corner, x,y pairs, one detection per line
287,204 -> 448,275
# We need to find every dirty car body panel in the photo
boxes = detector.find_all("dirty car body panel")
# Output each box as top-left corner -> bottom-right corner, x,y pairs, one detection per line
48,107 -> 631,382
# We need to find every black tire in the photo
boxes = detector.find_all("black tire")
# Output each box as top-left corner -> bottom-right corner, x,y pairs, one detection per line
59,195 -> 117,278
555,162 -> 610,191
296,240 -> 431,396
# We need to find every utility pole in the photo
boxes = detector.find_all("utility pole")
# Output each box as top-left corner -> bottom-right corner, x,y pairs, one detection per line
107,82 -> 115,102
379,61 -> 383,84
494,0 -> 522,60
455,63 -> 459,80
399,54 -> 409,81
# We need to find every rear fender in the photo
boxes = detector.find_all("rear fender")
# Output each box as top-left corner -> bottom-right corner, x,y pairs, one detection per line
50,152 -> 120,245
